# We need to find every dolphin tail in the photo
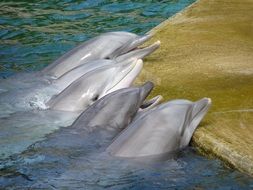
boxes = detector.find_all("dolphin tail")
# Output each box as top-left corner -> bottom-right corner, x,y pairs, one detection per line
180,98 -> 212,148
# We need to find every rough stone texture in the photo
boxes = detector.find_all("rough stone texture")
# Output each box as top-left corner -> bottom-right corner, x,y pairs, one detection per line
136,0 -> 253,176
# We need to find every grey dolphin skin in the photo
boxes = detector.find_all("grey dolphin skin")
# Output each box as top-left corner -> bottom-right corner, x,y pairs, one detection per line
52,57 -> 148,92
107,98 -> 211,160
0,58 -> 142,115
70,81 -> 154,131
47,58 -> 143,111
0,83 -> 155,182
42,31 -> 159,78
0,31 -> 160,117
52,59 -> 116,91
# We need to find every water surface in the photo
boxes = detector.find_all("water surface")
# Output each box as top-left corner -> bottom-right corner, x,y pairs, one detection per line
0,0 -> 195,77
0,0 -> 253,189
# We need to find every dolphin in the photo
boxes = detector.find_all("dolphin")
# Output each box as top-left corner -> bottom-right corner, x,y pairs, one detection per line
0,40 -> 160,97
51,55 -> 156,92
0,34 -> 160,95
106,98 -> 211,160
70,81 -> 155,132
0,82 -> 156,183
0,83 -> 160,160
0,57 -> 144,117
41,31 -> 159,78
47,58 -> 143,112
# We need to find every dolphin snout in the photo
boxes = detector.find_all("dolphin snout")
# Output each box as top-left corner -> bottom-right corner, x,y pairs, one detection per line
139,95 -> 163,111
139,81 -> 154,103
191,98 -> 212,122
126,34 -> 153,52
116,40 -> 161,62
116,34 -> 153,57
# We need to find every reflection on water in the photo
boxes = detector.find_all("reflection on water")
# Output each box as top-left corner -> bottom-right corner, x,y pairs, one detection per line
0,0 -> 253,189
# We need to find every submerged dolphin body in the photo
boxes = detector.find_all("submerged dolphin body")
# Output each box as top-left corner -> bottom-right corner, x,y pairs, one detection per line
42,31 -> 158,78
0,110 -> 79,159
47,58 -> 143,112
107,98 -> 211,160
0,83 -> 155,183
0,31 -> 160,116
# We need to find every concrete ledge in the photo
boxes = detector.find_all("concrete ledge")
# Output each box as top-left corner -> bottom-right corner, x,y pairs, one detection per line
138,0 -> 253,176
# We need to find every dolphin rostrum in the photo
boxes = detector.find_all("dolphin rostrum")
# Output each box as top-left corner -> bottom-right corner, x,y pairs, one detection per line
42,31 -> 159,78
107,98 -> 211,160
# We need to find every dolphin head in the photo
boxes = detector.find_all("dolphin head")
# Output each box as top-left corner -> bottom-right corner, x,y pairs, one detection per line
42,31 -> 154,78
52,36 -> 160,92
47,58 -> 143,112
106,98 -> 211,159
94,32 -> 160,62
71,81 -> 155,131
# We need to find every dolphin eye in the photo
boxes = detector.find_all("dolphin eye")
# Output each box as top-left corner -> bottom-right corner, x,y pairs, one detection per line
91,94 -> 99,102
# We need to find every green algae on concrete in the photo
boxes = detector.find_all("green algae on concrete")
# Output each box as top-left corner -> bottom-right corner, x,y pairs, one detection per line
137,0 -> 253,176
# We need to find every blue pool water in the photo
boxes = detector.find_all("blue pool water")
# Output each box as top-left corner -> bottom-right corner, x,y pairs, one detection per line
0,0 -> 253,189
0,0 -> 195,77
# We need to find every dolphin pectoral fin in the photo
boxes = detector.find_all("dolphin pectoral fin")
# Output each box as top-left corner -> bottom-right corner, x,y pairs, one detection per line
116,41 -> 160,61
180,98 -> 212,148
139,95 -> 163,112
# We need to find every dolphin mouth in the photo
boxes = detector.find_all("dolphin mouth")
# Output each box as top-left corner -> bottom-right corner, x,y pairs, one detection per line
191,98 -> 212,121
105,59 -> 143,95
139,95 -> 163,112
120,34 -> 153,54
128,40 -> 160,54
110,34 -> 154,59
116,41 -> 161,62
138,81 -> 154,103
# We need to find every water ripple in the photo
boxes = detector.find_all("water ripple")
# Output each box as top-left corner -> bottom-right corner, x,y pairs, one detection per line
1,1 -> 252,189
0,0 -> 195,77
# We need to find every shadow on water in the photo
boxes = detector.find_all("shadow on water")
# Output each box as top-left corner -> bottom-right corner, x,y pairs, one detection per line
0,0 -> 253,189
